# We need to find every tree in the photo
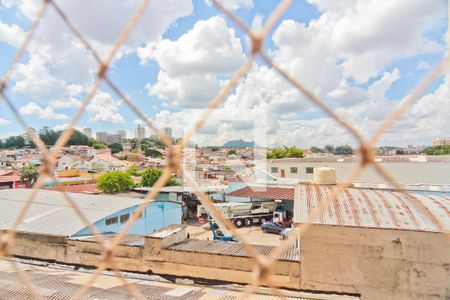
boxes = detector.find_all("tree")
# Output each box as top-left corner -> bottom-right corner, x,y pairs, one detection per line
227,149 -> 237,155
145,148 -> 162,158
109,143 -> 123,154
395,149 -> 405,155
424,145 -> 450,155
20,165 -> 39,186
92,142 -> 107,149
96,171 -> 134,194
310,146 -> 323,153
141,167 -> 178,187
0,139 -> 4,149
39,127 -> 59,146
65,129 -> 89,146
126,166 -> 139,176
334,145 -> 353,155
324,144 -> 335,153
5,136 -> 25,148
266,146 -> 304,159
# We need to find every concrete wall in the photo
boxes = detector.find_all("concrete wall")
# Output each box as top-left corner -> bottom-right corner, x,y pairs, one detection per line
267,161 -> 450,185
300,225 -> 450,299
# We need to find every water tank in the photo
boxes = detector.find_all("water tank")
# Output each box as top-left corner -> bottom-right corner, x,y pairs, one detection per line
313,167 -> 336,185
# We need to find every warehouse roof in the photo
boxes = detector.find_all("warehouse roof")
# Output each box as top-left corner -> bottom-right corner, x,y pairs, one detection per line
294,184 -> 450,233
227,185 -> 295,200
0,189 -> 148,237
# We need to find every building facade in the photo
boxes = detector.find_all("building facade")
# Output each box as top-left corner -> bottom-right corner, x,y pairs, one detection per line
135,124 -> 146,139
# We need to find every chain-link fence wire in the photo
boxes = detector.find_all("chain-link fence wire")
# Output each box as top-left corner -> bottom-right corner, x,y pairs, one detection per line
0,0 -> 449,298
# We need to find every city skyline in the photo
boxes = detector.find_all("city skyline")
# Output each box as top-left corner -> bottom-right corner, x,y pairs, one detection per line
0,1 -> 448,148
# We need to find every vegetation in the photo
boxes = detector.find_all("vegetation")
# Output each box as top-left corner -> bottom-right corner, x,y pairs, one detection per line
92,141 -> 108,149
223,165 -> 231,171
4,136 -> 25,149
266,146 -> 304,159
109,143 -> 123,154
127,137 -> 164,153
140,167 -> 179,187
227,149 -> 237,155
423,145 -> 450,155
96,170 -> 134,194
20,165 -> 39,186
310,144 -> 353,155
126,166 -> 140,176
144,148 -> 163,158
37,127 -> 90,146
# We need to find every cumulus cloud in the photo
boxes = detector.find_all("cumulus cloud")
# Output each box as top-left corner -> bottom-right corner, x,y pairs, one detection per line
204,0 -> 253,11
19,102 -> 69,120
86,91 -> 124,124
0,118 -> 12,126
0,21 -> 25,47
139,16 -> 246,108
6,0 -> 193,102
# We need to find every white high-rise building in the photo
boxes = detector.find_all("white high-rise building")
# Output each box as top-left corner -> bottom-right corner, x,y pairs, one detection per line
83,128 -> 92,138
163,127 -> 172,140
135,124 -> 146,140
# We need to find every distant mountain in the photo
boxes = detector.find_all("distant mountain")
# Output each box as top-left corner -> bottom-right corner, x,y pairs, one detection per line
223,139 -> 255,148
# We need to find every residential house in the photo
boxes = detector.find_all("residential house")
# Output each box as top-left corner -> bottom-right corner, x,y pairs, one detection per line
88,154 -> 129,172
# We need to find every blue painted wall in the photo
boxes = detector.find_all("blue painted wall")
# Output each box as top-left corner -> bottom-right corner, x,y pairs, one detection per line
72,201 -> 181,237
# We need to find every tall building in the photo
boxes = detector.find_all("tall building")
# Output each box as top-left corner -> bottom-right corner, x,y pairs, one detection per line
163,127 -> 172,140
96,132 -> 108,143
83,128 -> 92,138
117,130 -> 126,140
135,124 -> 145,140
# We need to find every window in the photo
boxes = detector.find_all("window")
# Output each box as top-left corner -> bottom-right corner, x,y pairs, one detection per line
271,167 -> 278,173
306,167 -> 314,174
290,167 -> 298,174
120,213 -> 130,224
105,217 -> 118,226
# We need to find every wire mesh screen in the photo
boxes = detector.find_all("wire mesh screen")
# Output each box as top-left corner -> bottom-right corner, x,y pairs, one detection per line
0,0 -> 449,299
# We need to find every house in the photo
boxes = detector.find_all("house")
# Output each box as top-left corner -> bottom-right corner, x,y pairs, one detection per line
88,154 -> 129,172
57,154 -> 88,172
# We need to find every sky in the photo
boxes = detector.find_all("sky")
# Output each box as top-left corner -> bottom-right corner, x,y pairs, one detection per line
0,0 -> 448,148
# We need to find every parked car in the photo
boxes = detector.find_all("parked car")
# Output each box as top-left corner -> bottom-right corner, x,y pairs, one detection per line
261,221 -> 286,234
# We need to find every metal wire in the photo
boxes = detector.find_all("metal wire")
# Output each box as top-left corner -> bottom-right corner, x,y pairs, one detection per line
0,0 -> 448,298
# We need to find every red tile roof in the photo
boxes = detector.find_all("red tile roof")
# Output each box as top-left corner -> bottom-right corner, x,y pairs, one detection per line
227,186 -> 294,200
46,183 -> 100,194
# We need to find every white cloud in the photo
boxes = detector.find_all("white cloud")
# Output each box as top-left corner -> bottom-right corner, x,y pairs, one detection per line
19,102 -> 69,120
417,60 -> 431,71
139,16 -> 246,108
6,0 -> 193,102
50,98 -> 82,109
204,0 -> 253,11
0,118 -> 12,126
0,21 -> 25,47
86,91 -> 124,124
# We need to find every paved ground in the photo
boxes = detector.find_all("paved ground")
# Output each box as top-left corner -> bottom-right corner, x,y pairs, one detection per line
185,221 -> 284,247
0,259 -> 358,300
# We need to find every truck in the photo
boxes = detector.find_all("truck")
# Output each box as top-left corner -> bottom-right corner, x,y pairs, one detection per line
197,201 -> 281,227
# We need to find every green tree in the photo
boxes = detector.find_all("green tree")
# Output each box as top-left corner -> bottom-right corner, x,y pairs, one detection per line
96,171 -> 134,194
334,145 -> 353,155
65,129 -> 89,146
324,144 -> 335,154
109,143 -> 123,154
92,142 -> 108,149
310,146 -> 323,153
5,136 -> 25,148
424,145 -> 450,155
126,166 -> 139,176
145,148 -> 163,158
228,149 -> 237,155
38,127 -> 59,146
20,165 -> 39,186
266,146 -> 304,159
0,139 -> 4,149
141,167 -> 178,187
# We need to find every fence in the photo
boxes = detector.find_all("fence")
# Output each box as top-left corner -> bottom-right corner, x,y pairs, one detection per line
0,0 -> 449,299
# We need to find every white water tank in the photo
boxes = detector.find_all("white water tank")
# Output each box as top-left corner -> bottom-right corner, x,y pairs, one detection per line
313,167 -> 336,185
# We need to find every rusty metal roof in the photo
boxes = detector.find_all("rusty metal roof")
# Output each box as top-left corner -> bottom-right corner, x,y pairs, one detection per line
227,186 -> 295,201
168,239 -> 300,262
294,185 -> 450,233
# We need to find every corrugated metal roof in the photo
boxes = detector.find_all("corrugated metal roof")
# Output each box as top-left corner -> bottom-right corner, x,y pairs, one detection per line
227,186 -> 295,200
0,260 -> 358,299
294,185 -> 450,233
168,239 -> 300,262
0,189 -> 148,236
268,155 -> 450,163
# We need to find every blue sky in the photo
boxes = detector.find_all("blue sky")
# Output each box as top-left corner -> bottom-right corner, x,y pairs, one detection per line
0,0 -> 448,147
